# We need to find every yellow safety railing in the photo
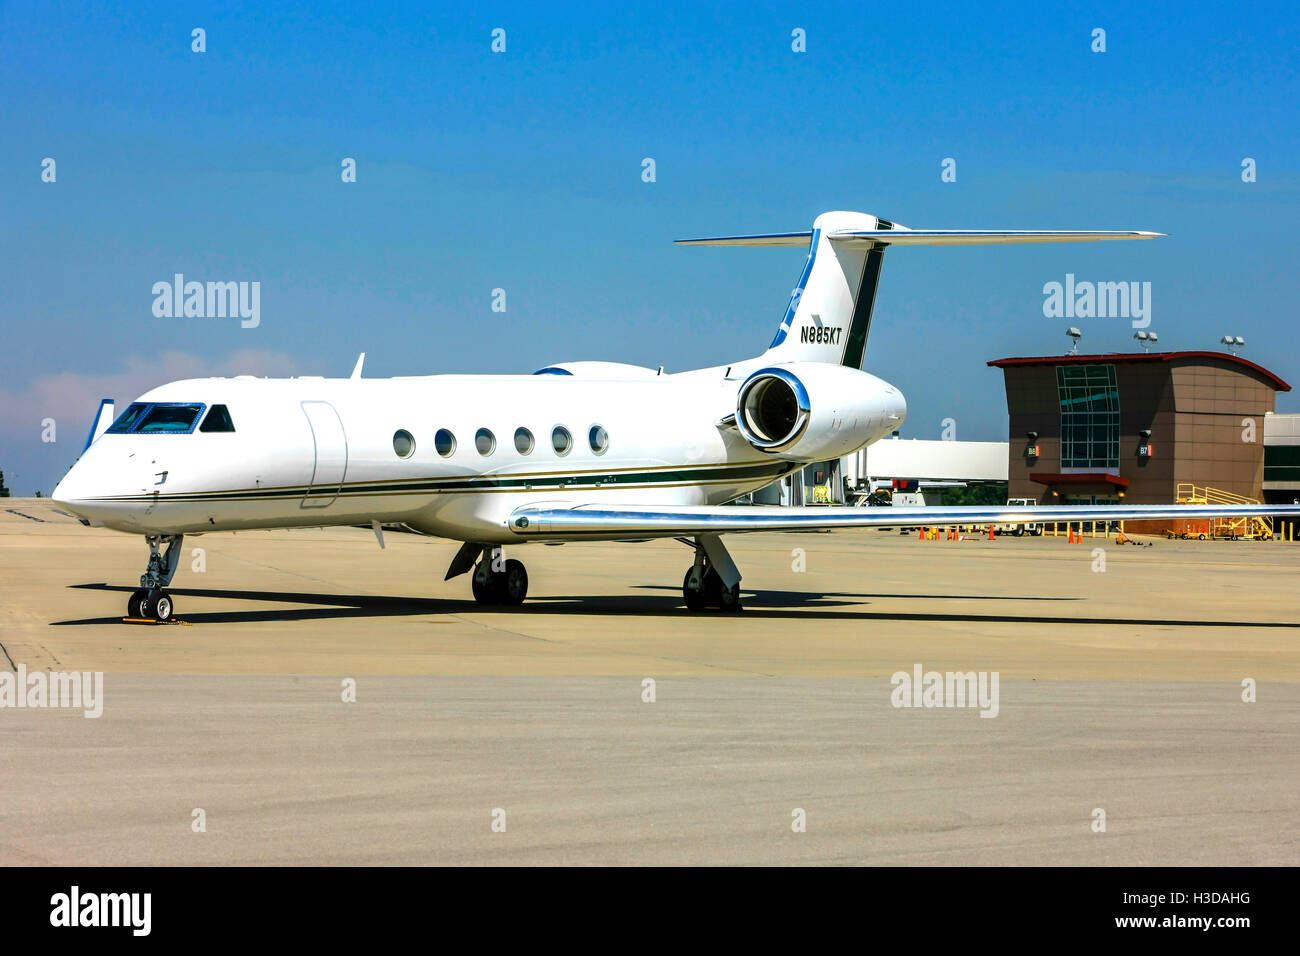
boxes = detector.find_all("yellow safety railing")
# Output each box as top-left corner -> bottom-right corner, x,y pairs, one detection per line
1047,520 -> 1112,537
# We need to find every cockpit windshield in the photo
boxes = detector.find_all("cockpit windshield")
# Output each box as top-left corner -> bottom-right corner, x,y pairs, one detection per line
105,403 -> 150,434
105,402 -> 206,434
137,404 -> 205,433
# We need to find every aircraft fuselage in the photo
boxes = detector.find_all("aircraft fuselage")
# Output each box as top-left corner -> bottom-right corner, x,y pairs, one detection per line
54,368 -> 904,543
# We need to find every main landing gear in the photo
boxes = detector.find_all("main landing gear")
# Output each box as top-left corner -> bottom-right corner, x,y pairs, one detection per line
453,545 -> 529,606
444,537 -> 742,612
681,534 -> 742,613
127,533 -> 183,622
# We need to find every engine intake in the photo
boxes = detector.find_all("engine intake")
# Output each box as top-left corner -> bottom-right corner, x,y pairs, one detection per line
735,368 -> 810,452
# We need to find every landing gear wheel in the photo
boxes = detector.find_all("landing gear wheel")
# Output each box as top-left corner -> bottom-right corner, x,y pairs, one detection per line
127,588 -> 148,618
500,559 -> 528,605
683,567 -> 742,612
472,559 -> 529,606
141,590 -> 173,622
683,567 -> 707,611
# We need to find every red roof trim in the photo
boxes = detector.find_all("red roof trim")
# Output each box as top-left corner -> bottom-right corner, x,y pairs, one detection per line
987,351 -> 1290,392
1029,472 -> 1130,488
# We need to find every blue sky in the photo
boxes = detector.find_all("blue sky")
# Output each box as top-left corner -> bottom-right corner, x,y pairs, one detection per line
2,0 -> 1298,494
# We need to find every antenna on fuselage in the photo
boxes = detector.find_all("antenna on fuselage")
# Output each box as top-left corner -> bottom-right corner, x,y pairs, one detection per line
350,353 -> 365,379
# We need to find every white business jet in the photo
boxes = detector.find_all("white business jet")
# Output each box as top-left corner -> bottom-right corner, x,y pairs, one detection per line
53,211 -> 1300,620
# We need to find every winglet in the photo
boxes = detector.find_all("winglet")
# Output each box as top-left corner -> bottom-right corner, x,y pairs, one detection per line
82,399 -> 115,453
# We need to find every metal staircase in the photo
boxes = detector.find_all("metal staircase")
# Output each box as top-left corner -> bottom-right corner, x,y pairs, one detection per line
1175,483 -> 1273,540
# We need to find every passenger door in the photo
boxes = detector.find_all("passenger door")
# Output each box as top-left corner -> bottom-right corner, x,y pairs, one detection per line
301,401 -> 348,508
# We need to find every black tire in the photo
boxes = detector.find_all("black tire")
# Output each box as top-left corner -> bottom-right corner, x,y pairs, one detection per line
500,559 -> 528,605
682,567 -> 707,611
142,590 -> 173,622
701,568 -> 724,607
127,588 -> 148,618
471,572 -> 494,605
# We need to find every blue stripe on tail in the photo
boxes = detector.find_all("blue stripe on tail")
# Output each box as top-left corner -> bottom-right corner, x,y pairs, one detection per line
768,228 -> 820,348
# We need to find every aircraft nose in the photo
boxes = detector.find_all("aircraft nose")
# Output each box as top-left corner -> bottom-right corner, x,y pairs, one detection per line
52,456 -> 117,523
52,444 -> 157,531
52,462 -> 90,509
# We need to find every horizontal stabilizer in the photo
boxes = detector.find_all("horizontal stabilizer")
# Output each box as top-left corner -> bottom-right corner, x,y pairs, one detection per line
675,228 -> 1164,248
827,229 -> 1165,247
674,232 -> 813,247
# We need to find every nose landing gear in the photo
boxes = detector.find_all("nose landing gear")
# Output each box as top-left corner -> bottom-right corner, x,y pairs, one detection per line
128,534 -> 183,622
128,588 -> 174,622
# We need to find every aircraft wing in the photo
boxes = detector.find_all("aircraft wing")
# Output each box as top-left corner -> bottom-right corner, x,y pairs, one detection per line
507,502 -> 1300,539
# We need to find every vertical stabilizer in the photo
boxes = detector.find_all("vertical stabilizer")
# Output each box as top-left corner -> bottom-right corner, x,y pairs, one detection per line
760,211 -> 889,368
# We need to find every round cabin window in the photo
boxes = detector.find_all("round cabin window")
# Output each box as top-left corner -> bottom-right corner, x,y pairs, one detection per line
393,429 -> 415,458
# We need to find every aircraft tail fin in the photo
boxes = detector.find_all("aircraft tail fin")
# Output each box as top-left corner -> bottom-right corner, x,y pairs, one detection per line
677,212 -> 1163,369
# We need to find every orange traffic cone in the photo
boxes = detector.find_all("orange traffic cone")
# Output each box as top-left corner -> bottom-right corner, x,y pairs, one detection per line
987,524 -> 995,540
918,527 -> 925,541
1068,526 -> 1075,544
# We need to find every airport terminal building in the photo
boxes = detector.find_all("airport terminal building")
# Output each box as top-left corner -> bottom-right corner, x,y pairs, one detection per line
988,350 -> 1292,526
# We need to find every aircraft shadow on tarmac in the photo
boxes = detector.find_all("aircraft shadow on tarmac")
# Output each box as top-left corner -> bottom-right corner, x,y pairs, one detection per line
49,582 -> 1298,628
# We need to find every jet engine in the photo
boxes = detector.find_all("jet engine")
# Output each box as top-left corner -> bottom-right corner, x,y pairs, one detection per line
733,363 -> 906,461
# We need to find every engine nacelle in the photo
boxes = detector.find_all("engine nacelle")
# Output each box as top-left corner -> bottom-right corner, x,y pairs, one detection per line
734,363 -> 906,461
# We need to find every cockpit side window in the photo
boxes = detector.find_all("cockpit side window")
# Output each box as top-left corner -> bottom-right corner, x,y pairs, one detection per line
106,403 -> 150,434
199,404 -> 236,433
135,403 -> 205,434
